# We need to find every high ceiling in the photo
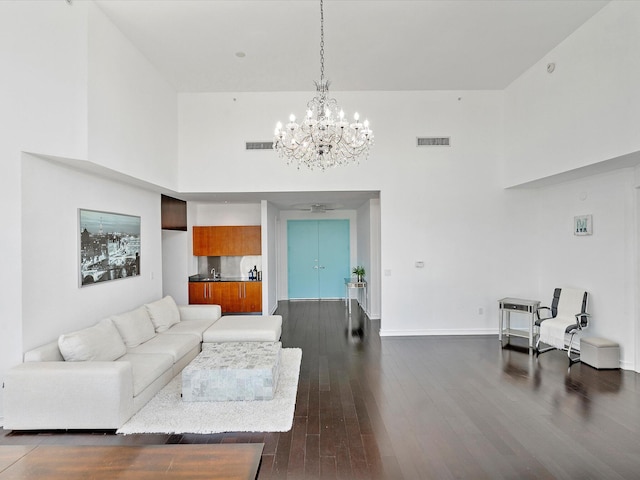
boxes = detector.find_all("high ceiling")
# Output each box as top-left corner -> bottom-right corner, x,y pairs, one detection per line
95,0 -> 608,93
91,0 -> 608,209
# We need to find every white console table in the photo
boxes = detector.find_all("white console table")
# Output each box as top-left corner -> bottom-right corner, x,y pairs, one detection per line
344,278 -> 366,315
498,297 -> 540,351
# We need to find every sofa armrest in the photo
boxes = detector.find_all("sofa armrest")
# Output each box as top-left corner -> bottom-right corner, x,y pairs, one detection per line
178,304 -> 221,322
3,361 -> 134,430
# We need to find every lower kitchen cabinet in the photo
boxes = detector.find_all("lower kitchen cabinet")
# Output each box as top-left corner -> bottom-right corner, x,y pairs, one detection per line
188,282 -> 217,305
189,281 -> 261,313
243,282 -> 262,313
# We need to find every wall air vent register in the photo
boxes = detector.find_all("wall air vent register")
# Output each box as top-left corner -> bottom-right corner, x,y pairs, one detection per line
246,142 -> 274,150
417,137 -> 451,147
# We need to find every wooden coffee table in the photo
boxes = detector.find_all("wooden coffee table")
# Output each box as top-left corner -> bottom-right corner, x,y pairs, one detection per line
0,444 -> 263,479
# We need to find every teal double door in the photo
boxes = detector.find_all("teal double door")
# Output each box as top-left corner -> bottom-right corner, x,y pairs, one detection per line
287,219 -> 350,299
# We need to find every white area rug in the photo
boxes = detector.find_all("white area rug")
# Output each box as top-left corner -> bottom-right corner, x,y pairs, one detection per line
117,348 -> 302,435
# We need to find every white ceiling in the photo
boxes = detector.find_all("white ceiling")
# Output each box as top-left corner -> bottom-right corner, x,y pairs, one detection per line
95,0 -> 608,93
91,0 -> 608,210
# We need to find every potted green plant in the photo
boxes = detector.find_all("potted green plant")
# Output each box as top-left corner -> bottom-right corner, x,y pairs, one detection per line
352,266 -> 365,282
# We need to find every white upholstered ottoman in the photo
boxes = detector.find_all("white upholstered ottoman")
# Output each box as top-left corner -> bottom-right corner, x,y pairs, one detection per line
203,315 -> 282,343
580,337 -> 620,369
182,341 -> 281,401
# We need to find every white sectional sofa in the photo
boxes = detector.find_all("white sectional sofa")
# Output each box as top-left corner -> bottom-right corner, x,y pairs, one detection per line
3,296 -> 222,431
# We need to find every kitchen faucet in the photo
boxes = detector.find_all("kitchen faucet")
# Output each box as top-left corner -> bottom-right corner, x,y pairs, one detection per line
210,268 -> 216,278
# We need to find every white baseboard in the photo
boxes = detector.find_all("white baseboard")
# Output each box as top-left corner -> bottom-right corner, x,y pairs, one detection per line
379,328 -> 497,337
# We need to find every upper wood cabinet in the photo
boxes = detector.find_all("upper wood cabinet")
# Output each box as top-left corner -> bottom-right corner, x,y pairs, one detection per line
193,225 -> 261,256
161,195 -> 187,231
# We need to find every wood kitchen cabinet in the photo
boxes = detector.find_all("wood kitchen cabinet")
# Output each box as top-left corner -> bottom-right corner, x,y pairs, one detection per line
190,281 -> 262,313
192,226 -> 261,256
192,227 -> 217,256
188,282 -> 219,305
161,194 -> 187,231
218,282 -> 262,313
243,282 -> 262,312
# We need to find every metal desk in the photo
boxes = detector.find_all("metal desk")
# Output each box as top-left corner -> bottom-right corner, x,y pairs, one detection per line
345,278 -> 366,315
498,297 -> 540,350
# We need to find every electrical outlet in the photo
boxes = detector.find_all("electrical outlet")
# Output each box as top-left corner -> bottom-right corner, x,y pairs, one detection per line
478,307 -> 484,315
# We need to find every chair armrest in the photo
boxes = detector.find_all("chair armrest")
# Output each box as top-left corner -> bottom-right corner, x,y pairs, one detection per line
575,312 -> 591,328
536,306 -> 553,321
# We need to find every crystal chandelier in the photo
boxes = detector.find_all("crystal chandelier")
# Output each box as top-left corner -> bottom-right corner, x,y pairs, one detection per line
273,0 -> 374,171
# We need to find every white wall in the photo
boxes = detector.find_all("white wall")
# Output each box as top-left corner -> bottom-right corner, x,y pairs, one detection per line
162,230 -> 190,305
356,201 -> 373,316
177,89 -> 538,335
502,1 -> 640,370
88,2 -> 178,190
504,1 -> 640,186
21,154 -> 163,351
0,1 -> 180,421
531,168 -> 636,369
263,201 -> 280,314
194,203 -> 262,226
0,0 -> 90,421
357,199 -> 381,320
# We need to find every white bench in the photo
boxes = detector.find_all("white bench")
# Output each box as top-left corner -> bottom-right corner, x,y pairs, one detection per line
580,337 -> 620,369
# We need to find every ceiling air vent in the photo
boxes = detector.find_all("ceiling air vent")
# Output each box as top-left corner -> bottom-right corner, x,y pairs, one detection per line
245,141 -> 274,150
417,137 -> 451,147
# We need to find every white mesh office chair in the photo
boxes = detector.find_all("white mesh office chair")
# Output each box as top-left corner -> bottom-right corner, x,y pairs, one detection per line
535,288 -> 590,364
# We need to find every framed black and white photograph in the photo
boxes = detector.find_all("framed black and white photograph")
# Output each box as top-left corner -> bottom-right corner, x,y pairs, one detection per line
79,209 -> 141,286
574,214 -> 593,236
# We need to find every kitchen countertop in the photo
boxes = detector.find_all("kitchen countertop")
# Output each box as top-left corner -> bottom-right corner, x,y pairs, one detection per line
189,274 -> 261,283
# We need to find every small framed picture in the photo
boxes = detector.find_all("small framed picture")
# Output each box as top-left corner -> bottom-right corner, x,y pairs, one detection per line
574,214 -> 592,236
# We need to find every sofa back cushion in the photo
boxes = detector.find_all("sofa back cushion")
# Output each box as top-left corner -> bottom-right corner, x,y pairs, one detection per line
58,318 -> 127,362
145,296 -> 181,333
111,306 -> 156,348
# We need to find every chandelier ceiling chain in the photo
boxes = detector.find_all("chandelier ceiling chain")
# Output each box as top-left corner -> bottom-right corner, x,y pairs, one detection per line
319,0 -> 324,85
273,0 -> 374,171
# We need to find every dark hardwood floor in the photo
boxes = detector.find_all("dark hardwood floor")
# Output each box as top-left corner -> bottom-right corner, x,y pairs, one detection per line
2,300 -> 640,479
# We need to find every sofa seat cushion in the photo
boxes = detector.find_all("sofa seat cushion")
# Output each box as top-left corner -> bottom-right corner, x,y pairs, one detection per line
117,353 -> 173,396
164,318 -> 219,339
203,315 -> 282,343
58,318 -> 126,362
111,306 -> 156,348
145,296 -> 181,333
127,333 -> 200,363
